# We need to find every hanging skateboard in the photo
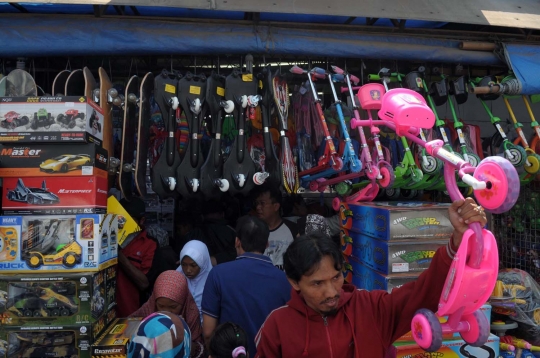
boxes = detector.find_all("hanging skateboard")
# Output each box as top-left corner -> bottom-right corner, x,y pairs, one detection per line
4,69 -> 37,97
257,66 -> 281,186
272,70 -> 299,193
52,70 -> 70,96
118,75 -> 139,201
65,69 -> 85,96
134,72 -> 154,198
151,69 -> 181,200
93,68 -> 115,189
222,54 -> 259,196
175,72 -> 207,198
199,71 -> 233,198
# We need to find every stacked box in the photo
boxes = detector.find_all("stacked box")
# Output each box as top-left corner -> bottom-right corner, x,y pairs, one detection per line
91,318 -> 143,358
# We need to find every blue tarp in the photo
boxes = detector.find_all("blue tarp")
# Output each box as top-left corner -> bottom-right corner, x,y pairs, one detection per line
0,15 -> 502,65
504,43 -> 540,95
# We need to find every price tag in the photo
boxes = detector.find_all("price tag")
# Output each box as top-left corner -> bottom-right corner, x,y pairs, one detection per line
217,87 -> 225,96
165,84 -> 176,94
242,74 -> 253,82
189,86 -> 201,95
392,263 -> 409,273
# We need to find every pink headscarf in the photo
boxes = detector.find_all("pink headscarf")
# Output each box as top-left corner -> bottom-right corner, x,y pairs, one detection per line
130,270 -> 204,357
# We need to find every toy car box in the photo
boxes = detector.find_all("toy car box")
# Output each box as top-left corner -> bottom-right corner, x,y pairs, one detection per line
0,143 -> 108,178
2,176 -> 107,215
0,214 -> 117,273
343,255 -> 420,292
91,318 -> 143,358
0,96 -> 104,144
392,333 -> 499,358
339,201 -> 453,240
0,323 -> 95,358
0,269 -> 113,330
341,229 -> 447,274
107,196 -> 141,246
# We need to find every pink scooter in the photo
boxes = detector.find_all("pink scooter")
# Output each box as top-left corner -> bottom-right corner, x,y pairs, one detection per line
378,88 -> 519,352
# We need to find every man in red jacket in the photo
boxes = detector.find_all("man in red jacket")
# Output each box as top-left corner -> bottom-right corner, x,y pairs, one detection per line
254,198 -> 487,358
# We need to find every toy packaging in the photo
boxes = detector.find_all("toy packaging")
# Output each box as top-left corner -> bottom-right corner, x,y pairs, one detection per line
0,323 -> 95,358
0,143 -> 108,177
106,196 -> 141,246
91,317 -> 143,358
343,255 -> 420,292
0,214 -> 117,273
341,229 -> 447,274
339,201 -> 453,240
392,333 -> 500,358
0,269 -> 115,333
0,96 -> 104,144
2,176 -> 108,215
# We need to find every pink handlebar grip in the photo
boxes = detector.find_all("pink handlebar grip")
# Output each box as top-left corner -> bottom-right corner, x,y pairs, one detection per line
331,65 -> 344,75
341,86 -> 361,93
289,65 -> 305,75
350,74 -> 360,85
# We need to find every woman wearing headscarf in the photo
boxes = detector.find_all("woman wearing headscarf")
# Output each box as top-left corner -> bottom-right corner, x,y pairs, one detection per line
130,270 -> 205,358
176,240 -> 212,320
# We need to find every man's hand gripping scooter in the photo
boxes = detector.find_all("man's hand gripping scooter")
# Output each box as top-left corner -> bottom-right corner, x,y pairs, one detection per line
378,88 -> 520,352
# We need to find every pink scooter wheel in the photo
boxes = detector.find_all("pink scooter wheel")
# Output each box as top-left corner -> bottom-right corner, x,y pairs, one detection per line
332,156 -> 344,171
309,179 -> 325,192
460,310 -> 490,347
378,164 -> 395,189
332,197 -> 342,211
412,309 -> 443,352
473,156 -> 520,214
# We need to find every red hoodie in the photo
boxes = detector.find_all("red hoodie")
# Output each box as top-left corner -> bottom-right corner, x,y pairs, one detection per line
255,245 -> 453,358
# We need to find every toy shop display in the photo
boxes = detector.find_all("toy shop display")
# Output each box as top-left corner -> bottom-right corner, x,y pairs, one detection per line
0,267 -> 116,330
339,201 -> 454,240
0,215 -> 117,273
0,143 -> 108,178
0,96 -> 104,144
91,317 -> 143,358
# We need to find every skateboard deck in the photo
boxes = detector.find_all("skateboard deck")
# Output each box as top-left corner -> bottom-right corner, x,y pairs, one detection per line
65,69 -> 85,96
119,75 -> 139,201
5,69 -> 37,97
83,67 -> 97,99
175,72 -> 207,199
52,70 -> 70,96
151,69 -> 181,200
135,72 -> 154,198
98,68 -> 114,188
222,61 -> 258,196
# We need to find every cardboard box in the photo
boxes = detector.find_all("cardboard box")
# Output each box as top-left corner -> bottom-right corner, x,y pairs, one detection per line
392,333 -> 499,358
2,176 -> 107,215
0,96 -> 104,144
339,201 -> 453,240
0,214 -> 117,273
106,196 -> 141,246
343,255 -> 420,292
91,318 -> 143,358
0,143 -> 108,177
342,230 -> 447,274
0,323 -> 95,358
0,270 -> 114,328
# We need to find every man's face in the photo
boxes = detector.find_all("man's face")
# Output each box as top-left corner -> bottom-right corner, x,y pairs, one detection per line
254,192 -> 279,224
288,255 -> 344,316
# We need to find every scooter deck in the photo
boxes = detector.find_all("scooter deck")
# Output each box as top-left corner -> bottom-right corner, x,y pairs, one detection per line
135,72 -> 154,199
119,75 -> 139,201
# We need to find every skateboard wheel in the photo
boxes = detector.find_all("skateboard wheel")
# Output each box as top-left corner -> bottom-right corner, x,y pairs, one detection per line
332,157 -> 344,171
164,176 -> 176,191
460,310 -> 490,347
170,97 -> 179,110
222,100 -> 235,114
93,88 -> 101,99
473,156 -> 519,214
253,172 -> 269,185
109,157 -> 120,168
122,163 -> 132,172
191,98 -> 201,113
218,179 -> 229,192
112,97 -> 123,107
240,95 -> 248,109
237,174 -> 246,187
107,88 -> 117,98
191,178 -> 199,192
128,93 -> 138,104
412,308 -> 443,352
506,146 -> 527,167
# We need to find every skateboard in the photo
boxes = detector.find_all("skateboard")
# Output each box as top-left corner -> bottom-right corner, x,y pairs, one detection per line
83,67 -> 97,99
52,70 -> 70,96
134,72 -> 154,198
151,69 -> 181,200
98,68 -> 115,188
118,75 -> 139,202
175,72 -> 207,198
199,71 -> 233,198
222,55 -> 259,196
4,69 -> 37,97
65,69 -> 85,96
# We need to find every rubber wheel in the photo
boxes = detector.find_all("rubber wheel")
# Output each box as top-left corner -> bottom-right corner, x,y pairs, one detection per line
61,164 -> 68,173
506,145 -> 527,167
460,310 -> 490,347
421,155 -> 442,175
411,308 -> 443,352
378,164 -> 395,189
33,310 -> 41,317
218,179 -> 229,192
26,253 -> 43,269
61,308 -> 70,316
23,309 -> 33,317
50,308 -> 60,316
465,152 -> 481,168
524,154 -> 540,174
335,181 -> 352,196
400,189 -> 418,200
63,253 -> 78,267
385,188 -> 401,200
409,168 -> 424,183
332,157 -> 344,171
7,192 -> 14,201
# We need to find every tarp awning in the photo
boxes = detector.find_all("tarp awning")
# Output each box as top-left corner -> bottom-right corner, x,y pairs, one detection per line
504,43 -> 540,95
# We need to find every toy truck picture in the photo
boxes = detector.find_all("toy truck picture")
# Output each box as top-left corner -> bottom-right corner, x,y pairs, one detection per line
30,108 -> 55,130
6,283 -> 78,317
56,109 -> 84,129
1,111 -> 29,129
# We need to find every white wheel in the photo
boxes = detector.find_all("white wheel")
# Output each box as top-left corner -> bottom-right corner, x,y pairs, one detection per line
122,163 -> 133,172
112,97 -> 123,107
107,88 -> 117,98
237,174 -> 246,187
192,98 -> 201,113
240,95 -> 248,108
170,97 -> 179,110
191,178 -> 199,192
219,179 -> 229,192
167,177 -> 176,191
253,172 -> 269,185
128,93 -> 138,104
223,100 -> 234,114
109,157 -> 120,168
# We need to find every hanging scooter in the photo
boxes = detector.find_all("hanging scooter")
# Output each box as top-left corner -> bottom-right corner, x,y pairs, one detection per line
199,71 -> 234,198
222,55 -> 262,196
151,69 -> 181,200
